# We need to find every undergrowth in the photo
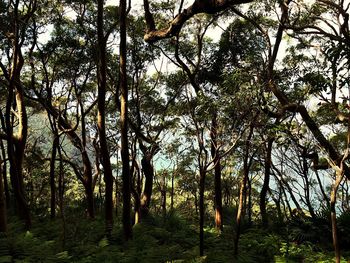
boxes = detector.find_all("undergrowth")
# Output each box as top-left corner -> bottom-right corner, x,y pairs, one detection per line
0,208 -> 349,262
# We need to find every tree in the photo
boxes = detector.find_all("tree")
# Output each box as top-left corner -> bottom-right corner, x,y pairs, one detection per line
0,145 -> 6,232
97,0 -> 114,236
119,0 -> 132,240
0,0 -> 38,229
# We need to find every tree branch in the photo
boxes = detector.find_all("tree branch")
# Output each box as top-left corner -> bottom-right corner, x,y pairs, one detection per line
143,0 -> 254,43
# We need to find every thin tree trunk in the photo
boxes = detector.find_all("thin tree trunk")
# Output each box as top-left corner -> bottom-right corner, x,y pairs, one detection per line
0,156 -> 7,232
115,149 -> 119,217
331,170 -> 343,263
82,153 -> 95,219
170,170 -> 174,210
0,140 -> 9,208
43,102 -> 95,218
161,173 -> 166,218
131,155 -> 141,224
260,138 -> 273,227
314,169 -> 330,208
97,0 -> 114,236
140,154 -> 154,217
49,135 -> 59,219
234,168 -> 248,256
199,167 -> 206,256
120,0 -> 132,240
234,123 -> 254,256
247,176 -> 252,227
210,113 -> 223,231
301,148 -> 316,219
57,145 -> 66,247
272,164 -> 304,215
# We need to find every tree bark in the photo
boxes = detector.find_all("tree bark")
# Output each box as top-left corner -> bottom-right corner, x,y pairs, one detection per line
161,173 -> 166,218
5,8 -> 31,227
234,122 -> 254,256
49,135 -> 59,219
143,0 -> 253,42
331,170 -> 343,263
170,169 -> 175,210
260,138 -> 273,227
210,113 -> 223,231
0,156 -> 7,232
199,167 -> 206,256
97,0 -> 114,236
82,152 -> 95,219
120,0 -> 132,240
0,140 -> 9,208
140,154 -> 154,217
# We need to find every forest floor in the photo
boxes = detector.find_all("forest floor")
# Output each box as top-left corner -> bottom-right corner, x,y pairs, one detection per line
1,207 -> 349,262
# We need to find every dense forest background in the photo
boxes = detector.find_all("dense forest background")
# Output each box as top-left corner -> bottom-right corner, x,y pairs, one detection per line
1,0 -> 350,262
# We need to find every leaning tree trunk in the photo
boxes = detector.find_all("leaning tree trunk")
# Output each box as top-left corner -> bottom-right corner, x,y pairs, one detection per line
120,0 -> 132,240
260,138 -> 273,228
301,148 -> 316,220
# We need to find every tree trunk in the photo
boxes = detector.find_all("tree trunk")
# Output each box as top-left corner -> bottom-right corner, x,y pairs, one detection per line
140,154 -> 154,217
247,176 -> 252,227
314,169 -> 330,208
199,168 -> 206,256
331,170 -> 343,263
0,140 -> 9,208
234,168 -> 248,256
49,135 -> 59,219
6,54 -> 31,229
272,164 -> 304,215
97,0 -> 114,236
57,145 -> 66,247
0,156 -> 7,232
131,156 -> 141,225
82,152 -> 95,219
42,101 -> 95,219
120,0 -> 132,240
234,123 -> 254,256
170,170 -> 174,210
161,173 -> 166,218
301,149 -> 316,219
210,113 -> 223,231
260,138 -> 273,227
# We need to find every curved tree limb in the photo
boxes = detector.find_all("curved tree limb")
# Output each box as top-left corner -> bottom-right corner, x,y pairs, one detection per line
143,0 -> 254,43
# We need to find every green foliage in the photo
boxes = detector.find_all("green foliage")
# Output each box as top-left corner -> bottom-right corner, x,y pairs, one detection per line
3,207 -> 350,262
288,211 -> 332,246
